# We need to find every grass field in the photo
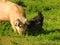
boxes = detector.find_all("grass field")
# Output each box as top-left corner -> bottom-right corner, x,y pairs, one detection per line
0,0 -> 60,45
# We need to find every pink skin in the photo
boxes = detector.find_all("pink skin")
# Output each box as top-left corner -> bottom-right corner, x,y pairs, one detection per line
0,0 -> 28,35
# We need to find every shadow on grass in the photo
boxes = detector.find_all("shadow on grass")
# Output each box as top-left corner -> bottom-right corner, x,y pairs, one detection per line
26,25 -> 44,36
16,1 -> 27,7
26,25 -> 60,36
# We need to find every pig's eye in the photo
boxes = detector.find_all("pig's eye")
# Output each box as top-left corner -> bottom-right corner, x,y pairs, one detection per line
19,24 -> 22,28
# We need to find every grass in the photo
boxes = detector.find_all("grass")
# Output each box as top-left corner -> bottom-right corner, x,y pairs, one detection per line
0,31 -> 60,45
0,0 -> 60,45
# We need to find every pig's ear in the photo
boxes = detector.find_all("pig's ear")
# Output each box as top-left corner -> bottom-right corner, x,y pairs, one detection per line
23,19 -> 29,25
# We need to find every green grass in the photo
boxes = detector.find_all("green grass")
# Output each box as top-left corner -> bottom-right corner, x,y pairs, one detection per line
0,0 -> 60,45
0,31 -> 60,45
